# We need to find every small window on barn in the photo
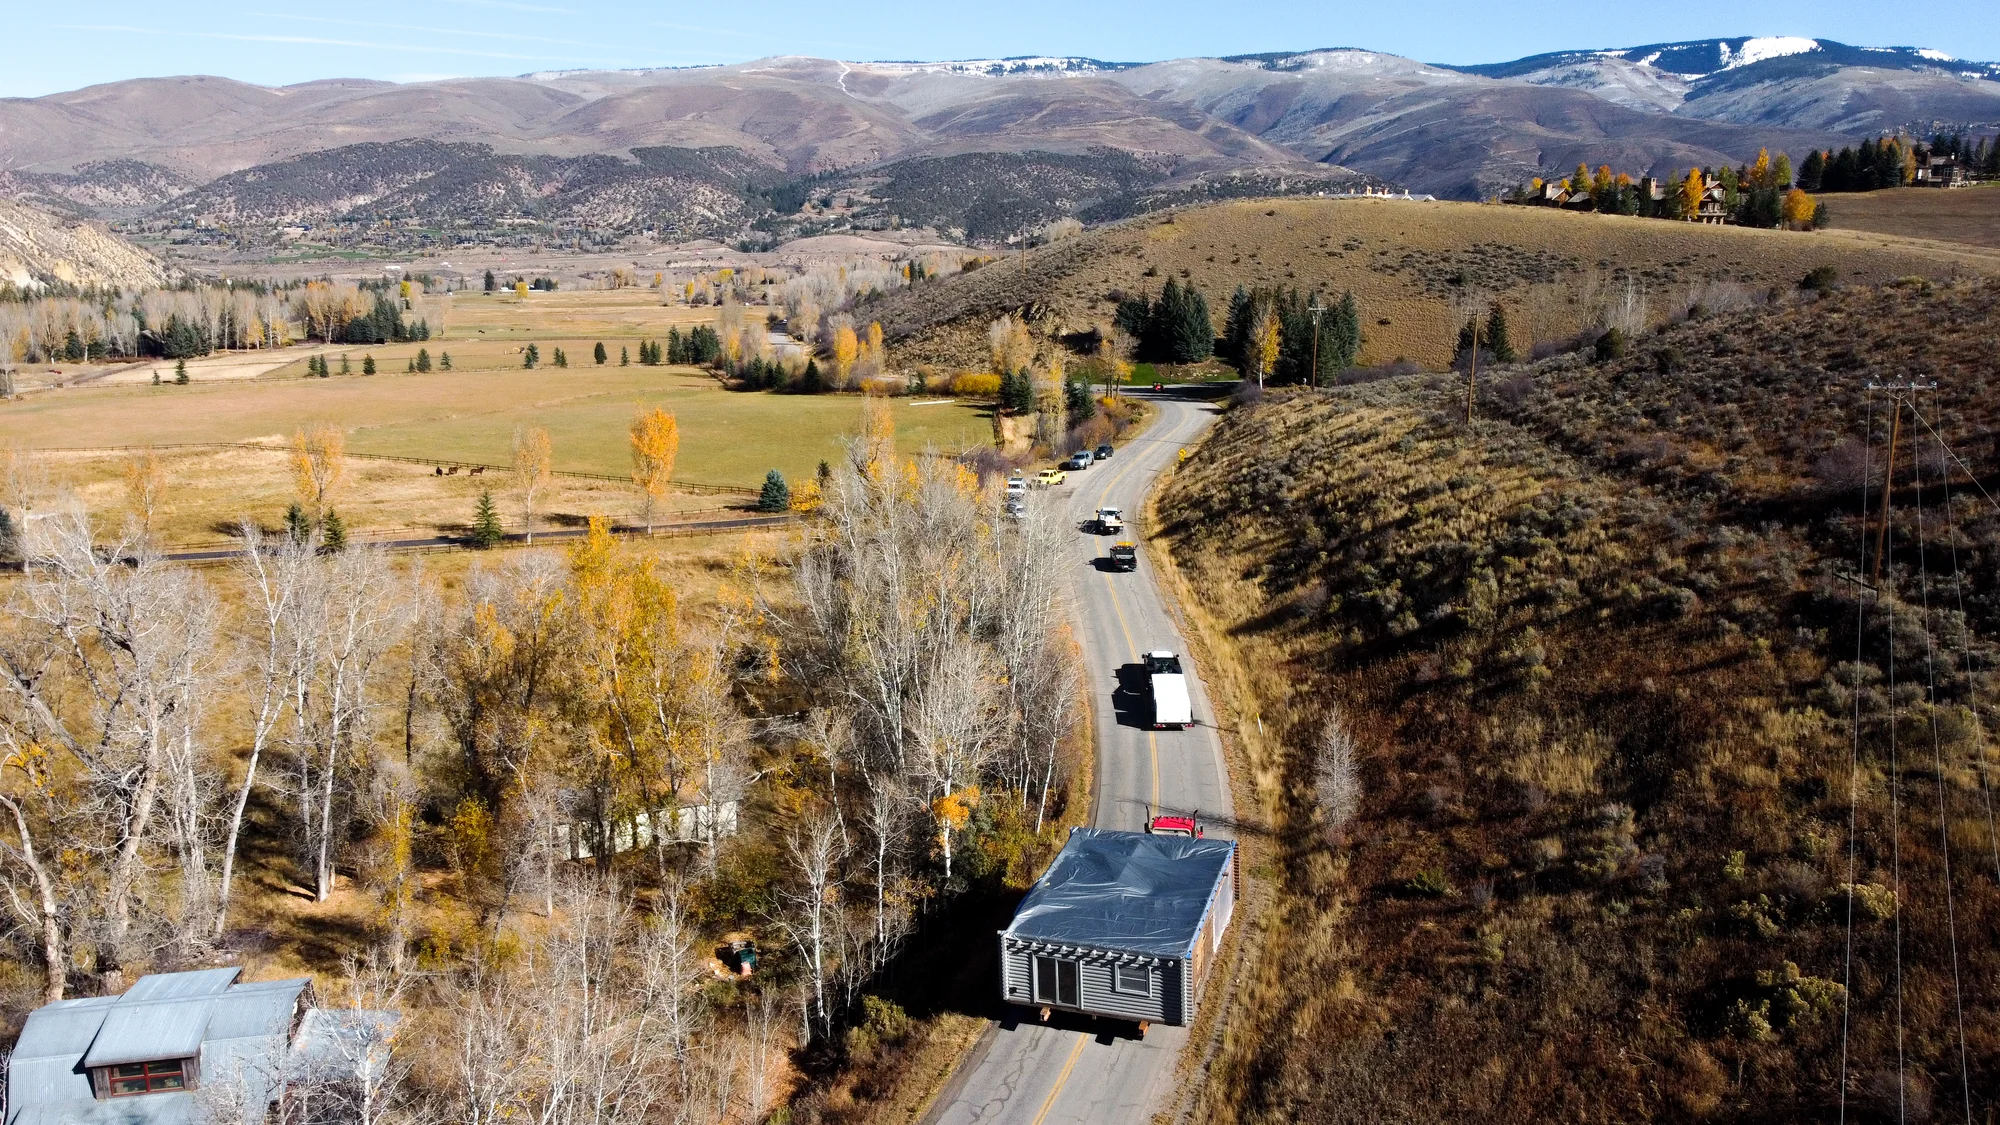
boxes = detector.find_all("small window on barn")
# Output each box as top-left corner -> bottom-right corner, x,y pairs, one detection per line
1113,963 -> 1152,996
104,1060 -> 189,1097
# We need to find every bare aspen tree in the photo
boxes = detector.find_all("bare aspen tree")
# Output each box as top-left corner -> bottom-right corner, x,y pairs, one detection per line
122,447 -> 169,544
860,772 -> 912,963
776,812 -> 848,1043
216,523 -> 316,937
909,640 -> 1000,880
1316,705 -> 1362,835
512,424 -> 553,544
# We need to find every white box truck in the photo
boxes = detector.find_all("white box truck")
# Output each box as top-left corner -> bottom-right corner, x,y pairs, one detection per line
1145,651 -> 1192,729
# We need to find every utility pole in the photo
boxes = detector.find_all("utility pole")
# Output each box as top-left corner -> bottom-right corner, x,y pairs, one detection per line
1867,381 -> 1937,588
1308,298 -> 1325,390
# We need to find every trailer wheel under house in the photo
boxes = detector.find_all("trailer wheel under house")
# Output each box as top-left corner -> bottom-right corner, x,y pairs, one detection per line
998,828 -> 1237,1028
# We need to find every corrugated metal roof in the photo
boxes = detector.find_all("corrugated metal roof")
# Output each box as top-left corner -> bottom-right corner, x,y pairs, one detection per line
11,998 -> 118,1060
81,1000 -> 215,1068
202,981 -> 306,1043
1002,829 -> 1237,958
118,969 -> 238,1004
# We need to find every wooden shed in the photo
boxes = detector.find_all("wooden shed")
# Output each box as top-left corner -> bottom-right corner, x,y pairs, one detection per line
998,828 -> 1237,1029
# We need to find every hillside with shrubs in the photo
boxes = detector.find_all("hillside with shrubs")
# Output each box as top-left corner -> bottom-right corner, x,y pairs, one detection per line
1160,276 -> 2000,1122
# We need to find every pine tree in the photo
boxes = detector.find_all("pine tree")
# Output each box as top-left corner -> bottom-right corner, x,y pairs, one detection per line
1222,286 -> 1254,365
284,502 -> 311,544
484,270 -> 496,293
524,344 -> 539,369
1799,150 -> 1826,191
1065,376 -> 1097,420
174,359 -> 188,384
471,490 -> 503,549
594,341 -> 608,365
362,354 -> 376,376
1171,283 -> 1214,363
416,348 -> 432,372
800,358 -> 822,393
0,507 -> 15,563
321,509 -> 347,552
340,354 -> 351,375
440,352 -> 452,370
757,469 -> 791,512
553,347 -> 567,368
1485,305 -> 1516,364
620,346 -> 630,366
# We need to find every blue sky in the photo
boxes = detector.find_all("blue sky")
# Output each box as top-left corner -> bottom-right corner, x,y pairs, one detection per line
9,0 -> 1999,98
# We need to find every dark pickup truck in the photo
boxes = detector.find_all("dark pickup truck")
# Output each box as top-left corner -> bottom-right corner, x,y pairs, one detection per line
1108,542 -> 1138,571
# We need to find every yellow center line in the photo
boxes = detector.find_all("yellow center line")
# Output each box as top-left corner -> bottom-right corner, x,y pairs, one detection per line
1030,1033 -> 1090,1125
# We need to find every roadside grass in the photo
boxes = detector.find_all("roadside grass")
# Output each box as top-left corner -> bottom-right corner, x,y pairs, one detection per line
873,197 -> 1998,372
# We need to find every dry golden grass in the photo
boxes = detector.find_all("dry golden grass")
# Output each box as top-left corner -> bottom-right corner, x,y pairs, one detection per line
885,197 -> 1998,370
1818,183 -> 2000,250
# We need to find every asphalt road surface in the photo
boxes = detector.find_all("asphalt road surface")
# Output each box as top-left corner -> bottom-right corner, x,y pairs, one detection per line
926,391 -> 1235,1125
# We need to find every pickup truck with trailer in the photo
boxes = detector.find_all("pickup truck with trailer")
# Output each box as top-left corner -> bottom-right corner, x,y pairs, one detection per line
1145,650 -> 1192,729
1108,542 -> 1138,571
1095,507 -> 1124,535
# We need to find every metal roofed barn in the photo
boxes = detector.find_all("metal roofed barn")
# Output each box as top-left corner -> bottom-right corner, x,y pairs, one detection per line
6,968 -> 399,1125
999,828 -> 1237,1030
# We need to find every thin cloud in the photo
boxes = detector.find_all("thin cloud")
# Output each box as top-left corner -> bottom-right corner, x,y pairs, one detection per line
433,0 -> 575,14
251,12 -> 631,53
59,24 -> 622,63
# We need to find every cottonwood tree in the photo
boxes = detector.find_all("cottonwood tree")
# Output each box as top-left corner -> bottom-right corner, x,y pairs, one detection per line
122,448 -> 169,544
290,546 -> 402,902
774,811 -> 848,1043
291,423 -> 346,520
0,508 -> 219,994
628,407 -> 679,532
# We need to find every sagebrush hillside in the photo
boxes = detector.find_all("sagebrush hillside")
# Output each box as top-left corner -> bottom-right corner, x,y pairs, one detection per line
1161,277 -> 2000,1122
870,197 -> 1997,372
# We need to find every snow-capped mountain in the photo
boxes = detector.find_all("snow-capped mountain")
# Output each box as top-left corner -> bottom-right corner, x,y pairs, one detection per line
1446,38 -> 2000,129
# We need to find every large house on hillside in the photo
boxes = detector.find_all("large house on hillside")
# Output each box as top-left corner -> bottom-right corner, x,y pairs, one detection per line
1914,153 -> 1969,188
5,968 -> 398,1125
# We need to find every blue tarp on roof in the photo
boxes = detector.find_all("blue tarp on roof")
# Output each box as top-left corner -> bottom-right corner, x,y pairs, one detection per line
1001,828 -> 1235,958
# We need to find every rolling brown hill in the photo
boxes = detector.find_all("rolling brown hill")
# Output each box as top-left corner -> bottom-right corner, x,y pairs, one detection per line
866,196 -> 1999,373
0,196 -> 169,290
1161,276 -> 2000,1123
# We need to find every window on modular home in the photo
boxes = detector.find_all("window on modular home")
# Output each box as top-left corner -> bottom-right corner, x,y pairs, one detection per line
1113,963 -> 1152,996
1033,955 -> 1079,1008
105,1060 -> 188,1096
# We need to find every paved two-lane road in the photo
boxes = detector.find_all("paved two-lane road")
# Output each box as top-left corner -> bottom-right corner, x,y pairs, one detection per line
927,391 -> 1233,1125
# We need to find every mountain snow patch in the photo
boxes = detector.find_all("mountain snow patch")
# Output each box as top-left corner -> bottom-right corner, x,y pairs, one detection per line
1720,37 -> 1820,69
1917,48 -> 1956,61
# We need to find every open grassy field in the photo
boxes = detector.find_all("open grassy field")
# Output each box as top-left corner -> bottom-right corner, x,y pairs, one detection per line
2,369 -> 990,541
872,197 -> 1999,371
1821,184 -> 2000,250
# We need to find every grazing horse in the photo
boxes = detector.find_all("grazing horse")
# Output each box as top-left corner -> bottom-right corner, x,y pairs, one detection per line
469,466 -> 485,476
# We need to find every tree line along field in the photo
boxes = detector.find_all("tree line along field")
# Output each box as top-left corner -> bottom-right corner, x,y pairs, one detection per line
872,197 -> 2000,374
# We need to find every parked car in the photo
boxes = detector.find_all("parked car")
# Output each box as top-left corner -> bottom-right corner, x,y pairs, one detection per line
1005,477 -> 1027,496
1034,468 -> 1066,488
1094,444 -> 1114,461
1062,453 -> 1092,471
1005,498 -> 1027,520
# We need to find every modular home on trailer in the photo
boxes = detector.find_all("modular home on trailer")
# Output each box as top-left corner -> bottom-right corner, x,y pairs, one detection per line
998,828 -> 1237,1029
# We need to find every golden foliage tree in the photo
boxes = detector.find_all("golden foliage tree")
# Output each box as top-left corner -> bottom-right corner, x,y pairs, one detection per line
290,421 -> 345,517
512,424 -> 553,544
121,448 -> 168,543
1781,188 -> 1818,229
1681,169 -> 1705,220
1247,300 -> 1280,388
831,322 -> 860,388
1750,148 -> 1772,189
987,314 -> 1034,377
629,407 -> 680,532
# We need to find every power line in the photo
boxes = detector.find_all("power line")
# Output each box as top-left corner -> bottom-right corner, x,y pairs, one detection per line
1838,389 -> 1876,1125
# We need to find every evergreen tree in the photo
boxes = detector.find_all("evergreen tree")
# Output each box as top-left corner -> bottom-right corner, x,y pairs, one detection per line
471,490 -> 503,549
320,509 -> 347,552
440,352 -> 452,370
1799,150 -> 1826,191
406,358 -> 416,373
174,359 -> 188,384
484,270 -> 496,293
524,344 -> 539,369
666,328 -> 684,364
594,341 -> 608,365
362,354 -> 376,376
416,348 -> 432,373
1170,283 -> 1214,363
799,358 -> 822,393
553,347 -> 567,368
757,469 -> 791,512
284,502 -> 311,544
1064,376 -> 1097,420
620,346 -> 630,366
339,354 -> 351,375
1113,294 -> 1150,339
1222,286 -> 1254,365
1328,291 -> 1360,374
0,506 -> 18,563
1485,305 -> 1516,364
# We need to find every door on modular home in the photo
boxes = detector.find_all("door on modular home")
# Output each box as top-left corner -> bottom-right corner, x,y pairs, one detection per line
1033,954 -> 1079,1008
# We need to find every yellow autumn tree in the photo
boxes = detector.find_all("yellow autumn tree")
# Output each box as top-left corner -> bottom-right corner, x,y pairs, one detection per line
831,322 -> 860,387
629,406 -> 679,532
865,321 -> 885,376
514,280 -> 529,299
1782,188 -> 1818,229
122,448 -> 168,543
1246,300 -> 1280,387
859,394 -> 896,479
290,422 -> 345,517
1750,148 -> 1772,189
1681,169 -> 1705,220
